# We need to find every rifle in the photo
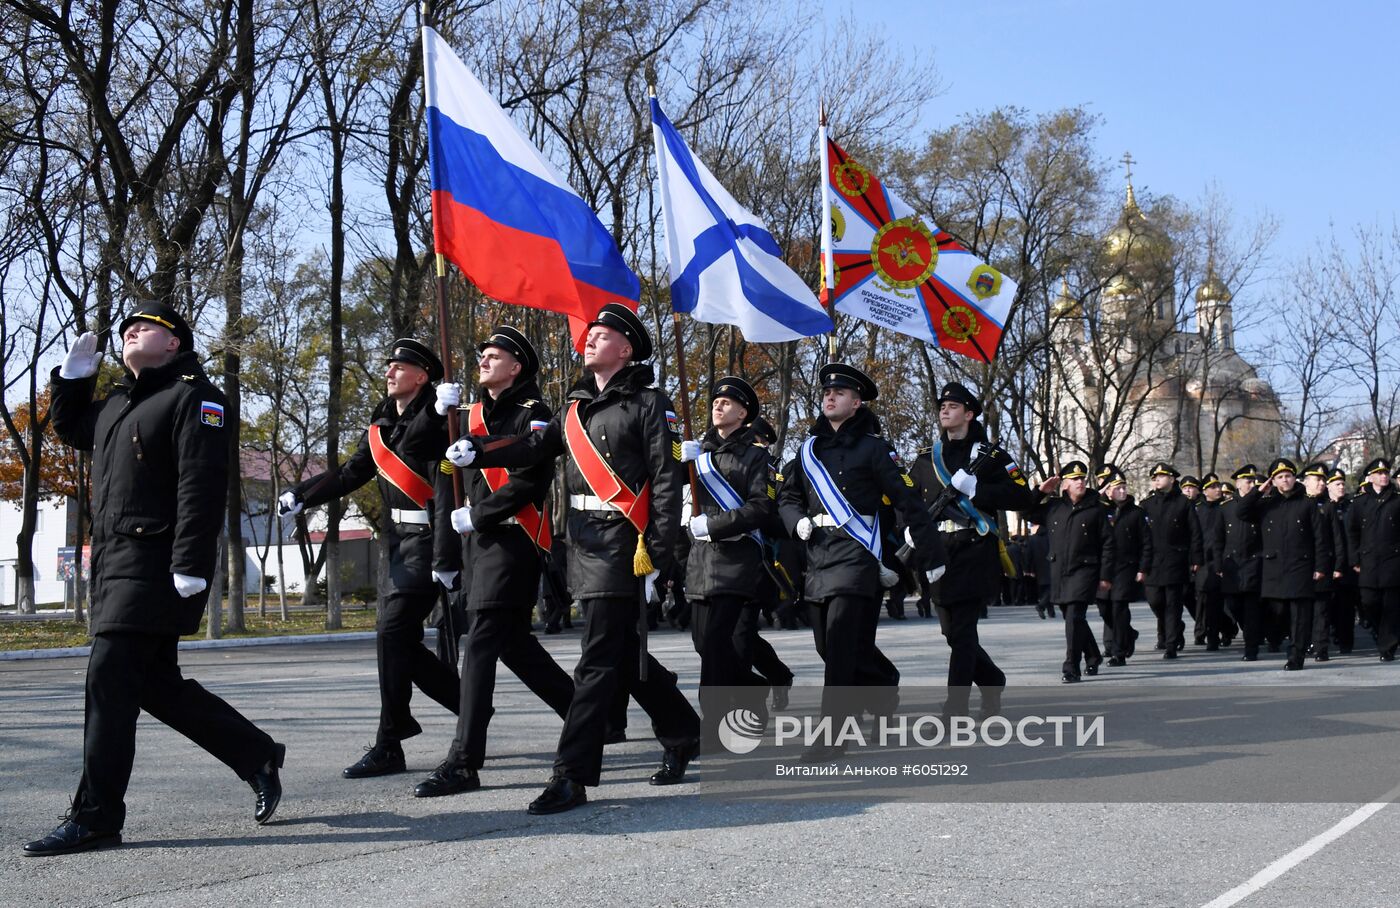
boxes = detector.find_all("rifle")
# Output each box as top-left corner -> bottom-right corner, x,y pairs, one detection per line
895,443 -> 998,569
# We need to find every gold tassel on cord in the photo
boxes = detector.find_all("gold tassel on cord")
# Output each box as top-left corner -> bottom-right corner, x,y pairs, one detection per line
633,534 -> 654,576
997,536 -> 1018,579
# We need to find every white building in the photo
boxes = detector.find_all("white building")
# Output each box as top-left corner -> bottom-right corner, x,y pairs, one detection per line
0,496 -> 73,608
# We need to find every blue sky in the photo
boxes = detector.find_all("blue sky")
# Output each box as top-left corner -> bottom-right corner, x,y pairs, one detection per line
831,0 -> 1398,264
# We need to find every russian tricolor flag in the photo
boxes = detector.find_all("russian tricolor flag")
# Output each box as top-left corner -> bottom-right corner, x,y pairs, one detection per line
422,27 -> 639,347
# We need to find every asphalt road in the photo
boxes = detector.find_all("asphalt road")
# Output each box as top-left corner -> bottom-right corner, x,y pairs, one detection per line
3,603 -> 1399,907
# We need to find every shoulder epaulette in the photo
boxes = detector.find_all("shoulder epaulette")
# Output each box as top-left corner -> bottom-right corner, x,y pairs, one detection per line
517,398 -> 538,409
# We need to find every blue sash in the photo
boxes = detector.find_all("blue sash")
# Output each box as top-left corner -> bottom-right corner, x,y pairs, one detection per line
695,451 -> 762,545
931,440 -> 994,536
799,438 -> 883,560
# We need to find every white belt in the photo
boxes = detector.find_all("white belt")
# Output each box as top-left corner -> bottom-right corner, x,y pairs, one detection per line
570,494 -> 616,514
390,508 -> 430,525
811,513 -> 872,528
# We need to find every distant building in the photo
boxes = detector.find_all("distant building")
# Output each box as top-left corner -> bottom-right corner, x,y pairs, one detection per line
1048,163 -> 1281,485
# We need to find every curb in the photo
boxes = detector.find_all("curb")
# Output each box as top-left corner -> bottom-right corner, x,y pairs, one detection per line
0,629 -> 396,662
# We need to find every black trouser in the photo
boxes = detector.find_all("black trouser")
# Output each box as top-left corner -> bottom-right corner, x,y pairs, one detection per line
936,597 -> 1006,715
1312,592 -> 1334,658
445,608 -> 574,771
71,632 -> 277,832
1268,597 -> 1313,666
554,596 -> 700,787
1229,592 -> 1265,657
1331,585 -> 1358,651
1362,587 -> 1400,657
1037,586 -> 1055,618
1194,587 -> 1225,646
810,595 -> 898,723
1099,599 -> 1137,659
376,589 -> 461,744
1146,584 -> 1186,651
693,596 -> 769,727
1061,602 -> 1101,677
737,606 -> 794,686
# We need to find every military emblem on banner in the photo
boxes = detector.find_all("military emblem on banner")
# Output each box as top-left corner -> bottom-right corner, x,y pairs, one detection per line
941,306 -> 981,341
872,217 -> 937,291
967,264 -> 1003,301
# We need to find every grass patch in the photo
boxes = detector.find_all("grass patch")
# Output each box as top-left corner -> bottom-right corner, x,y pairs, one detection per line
0,604 -> 379,651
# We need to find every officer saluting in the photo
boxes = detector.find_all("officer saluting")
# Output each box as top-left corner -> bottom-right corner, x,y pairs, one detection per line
445,303 -> 700,814
279,338 -> 461,778
409,327 -> 575,798
677,377 -> 777,726
910,382 -> 1036,717
1347,458 -> 1400,661
26,305 -> 283,857
778,364 -> 943,757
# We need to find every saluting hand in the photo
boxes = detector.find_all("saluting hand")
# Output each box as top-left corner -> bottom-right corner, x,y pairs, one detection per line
60,332 -> 101,380
1038,476 -> 1061,495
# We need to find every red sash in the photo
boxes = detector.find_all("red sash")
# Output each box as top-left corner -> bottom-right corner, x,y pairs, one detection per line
467,402 -> 553,551
563,400 -> 650,533
367,424 -> 434,507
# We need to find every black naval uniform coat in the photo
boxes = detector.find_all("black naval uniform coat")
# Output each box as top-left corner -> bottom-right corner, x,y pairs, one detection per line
1348,484 -> 1400,590
1141,485 -> 1203,587
50,352 -> 227,635
463,364 -> 683,598
428,379 -> 555,610
685,424 -> 778,600
909,424 -> 1038,607
1104,495 -> 1154,602
293,387 -> 456,591
1215,495 -> 1263,596
1023,490 -> 1115,605
776,407 -> 942,601
1238,486 -> 1331,600
1194,498 -> 1224,595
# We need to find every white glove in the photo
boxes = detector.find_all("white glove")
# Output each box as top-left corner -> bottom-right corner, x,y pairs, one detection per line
878,565 -> 899,589
173,573 -> 207,598
446,438 -> 477,467
950,468 -> 978,498
434,382 -> 462,416
60,332 -> 101,379
277,491 -> 303,516
643,569 -> 661,603
679,439 -> 702,463
904,527 -> 915,547
433,570 -> 459,590
450,505 -> 475,534
796,517 -> 814,541
689,514 -> 710,540
925,564 -> 947,583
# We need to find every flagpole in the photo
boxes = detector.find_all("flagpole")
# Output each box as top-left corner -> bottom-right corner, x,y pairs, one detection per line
818,102 -> 837,363
649,84 -> 703,511
421,5 -> 461,665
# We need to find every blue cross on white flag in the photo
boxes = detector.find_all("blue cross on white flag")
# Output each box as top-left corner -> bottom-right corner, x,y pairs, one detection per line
651,98 -> 833,342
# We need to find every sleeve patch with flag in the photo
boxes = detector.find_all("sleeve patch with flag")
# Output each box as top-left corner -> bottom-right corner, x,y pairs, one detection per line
200,401 -> 224,428
530,420 -> 548,431
665,410 -> 679,433
1006,460 -> 1027,486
